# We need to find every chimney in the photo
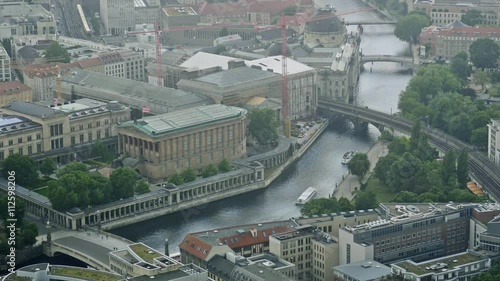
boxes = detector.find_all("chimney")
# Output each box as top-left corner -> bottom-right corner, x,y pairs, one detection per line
228,60 -> 245,69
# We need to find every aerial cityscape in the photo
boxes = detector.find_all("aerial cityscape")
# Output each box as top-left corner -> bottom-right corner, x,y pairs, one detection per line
0,0 -> 499,280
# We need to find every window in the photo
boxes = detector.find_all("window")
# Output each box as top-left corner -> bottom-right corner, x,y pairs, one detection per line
36,143 -> 42,153
195,134 -> 200,149
104,120 -> 109,125
50,124 -> 63,136
18,148 -> 23,155
8,149 -> 13,156
50,138 -> 63,150
105,128 -> 110,138
79,134 -> 84,143
8,140 -> 13,145
71,136 -> 75,145
27,146 -> 32,155
79,125 -> 83,130
88,132 -> 93,141
229,127 -> 234,140
88,123 -> 92,129
97,131 -> 101,139
183,137 -> 188,151
207,134 -> 211,146
96,121 -> 101,127
71,127 -> 75,132
18,137 -> 22,143
27,136 -> 32,141
0,151 -> 3,160
218,129 -> 223,145
0,142 -> 3,148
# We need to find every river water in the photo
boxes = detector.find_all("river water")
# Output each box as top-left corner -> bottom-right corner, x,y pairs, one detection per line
112,0 -> 413,253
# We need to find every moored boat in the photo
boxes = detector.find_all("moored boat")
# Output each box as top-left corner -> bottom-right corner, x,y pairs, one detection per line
296,187 -> 317,205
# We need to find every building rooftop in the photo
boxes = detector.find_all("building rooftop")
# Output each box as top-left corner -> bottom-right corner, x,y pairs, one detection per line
119,104 -> 245,137
0,81 -> 31,94
50,265 -> 123,281
61,69 -> 212,115
194,66 -> 279,88
334,260 -> 391,281
245,56 -> 314,75
3,101 -> 65,119
180,52 -> 240,71
163,6 -> 198,16
0,115 -> 40,135
128,243 -> 163,263
331,42 -> 355,72
393,252 -> 487,276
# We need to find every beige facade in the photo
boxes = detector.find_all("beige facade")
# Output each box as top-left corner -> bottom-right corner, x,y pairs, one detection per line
99,50 -> 145,81
0,45 -> 11,82
0,99 -> 130,164
117,105 -> 247,182
0,81 -> 31,106
23,65 -> 57,102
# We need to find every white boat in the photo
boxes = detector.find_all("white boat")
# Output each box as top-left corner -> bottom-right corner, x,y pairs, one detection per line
296,187 -> 317,205
341,151 -> 356,165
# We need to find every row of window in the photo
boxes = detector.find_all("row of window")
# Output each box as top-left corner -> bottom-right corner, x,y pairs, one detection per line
0,134 -> 41,147
0,143 -> 42,160
71,120 -> 109,132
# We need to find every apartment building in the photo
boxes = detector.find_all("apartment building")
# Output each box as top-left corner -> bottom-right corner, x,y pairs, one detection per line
412,0 -> 500,27
100,0 -> 160,35
0,2 -> 56,38
23,64 -> 58,102
98,50 -> 145,81
0,98 -> 130,164
0,81 -> 31,106
420,25 -> 500,60
488,119 -> 500,165
117,104 -> 247,182
0,45 -> 11,82
179,221 -> 294,268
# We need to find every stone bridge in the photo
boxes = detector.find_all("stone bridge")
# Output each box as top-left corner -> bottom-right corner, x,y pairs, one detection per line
360,55 -> 415,65
317,98 -> 500,202
41,226 -> 133,272
345,20 -> 397,25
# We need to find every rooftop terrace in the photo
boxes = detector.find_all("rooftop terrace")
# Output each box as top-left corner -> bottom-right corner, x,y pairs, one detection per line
394,252 -> 486,276
50,266 -> 122,281
129,243 -> 163,263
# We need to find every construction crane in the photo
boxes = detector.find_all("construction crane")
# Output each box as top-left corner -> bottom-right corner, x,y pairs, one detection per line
127,20 -> 163,86
279,14 -> 290,137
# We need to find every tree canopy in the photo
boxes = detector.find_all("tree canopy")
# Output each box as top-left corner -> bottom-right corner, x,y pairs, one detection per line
202,164 -> 219,178
218,159 -> 231,173
44,41 -> 70,63
0,196 -> 38,254
248,108 -> 279,144
394,12 -> 431,44
300,197 -> 354,216
450,52 -> 470,82
2,154 -> 38,187
469,38 -> 500,69
134,179 -> 151,195
347,153 -> 371,181
109,167 -> 138,200
460,10 -> 483,26
40,158 -> 57,177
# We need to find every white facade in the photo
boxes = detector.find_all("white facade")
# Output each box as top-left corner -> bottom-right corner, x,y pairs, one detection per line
0,45 -> 11,82
338,228 -> 374,265
100,0 -> 159,35
488,119 -> 500,165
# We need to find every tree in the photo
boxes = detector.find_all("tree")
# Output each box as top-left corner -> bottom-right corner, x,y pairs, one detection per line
393,191 -> 419,202
374,153 -> 400,184
57,161 -> 88,177
454,51 -> 468,62
394,13 -> 431,44
91,141 -> 110,162
44,41 -> 70,63
347,153 -> 371,181
470,38 -> 500,69
218,159 -> 231,172
248,108 -> 279,144
168,173 -> 184,185
386,152 -> 424,193
441,150 -> 457,184
214,44 -> 226,55
283,6 -> 297,16
410,121 -> 422,152
134,180 -> 150,194
461,10 -> 483,26
450,56 -> 470,82
40,158 -> 57,177
471,127 -> 488,148
2,154 -> 38,187
202,164 -> 219,178
355,191 -> 378,210
456,149 -> 469,188
449,113 -> 472,142
110,167 -> 138,199
219,27 -> 229,37
181,168 -> 197,182
473,70 -> 491,90
300,197 -> 353,216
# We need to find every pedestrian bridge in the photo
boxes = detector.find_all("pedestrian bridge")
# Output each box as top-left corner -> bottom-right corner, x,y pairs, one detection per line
360,55 -> 415,65
345,20 -> 397,25
317,98 -> 500,202
42,227 -> 133,272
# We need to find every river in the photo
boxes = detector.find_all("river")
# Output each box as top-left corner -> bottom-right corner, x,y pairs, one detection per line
111,0 -> 413,253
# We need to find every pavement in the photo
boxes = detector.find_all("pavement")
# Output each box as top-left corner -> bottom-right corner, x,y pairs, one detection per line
332,141 -> 388,201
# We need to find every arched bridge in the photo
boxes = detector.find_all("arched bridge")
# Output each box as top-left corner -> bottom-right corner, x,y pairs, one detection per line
43,227 -> 133,272
360,55 -> 415,65
317,98 -> 500,202
345,20 -> 397,25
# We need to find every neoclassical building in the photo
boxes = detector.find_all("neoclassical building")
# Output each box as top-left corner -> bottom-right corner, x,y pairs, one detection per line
117,104 -> 247,182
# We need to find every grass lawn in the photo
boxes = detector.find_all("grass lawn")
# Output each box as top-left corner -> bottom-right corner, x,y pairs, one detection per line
364,178 -> 395,204
27,176 -> 51,190
35,187 -> 49,197
51,267 -> 121,281
129,243 -> 161,263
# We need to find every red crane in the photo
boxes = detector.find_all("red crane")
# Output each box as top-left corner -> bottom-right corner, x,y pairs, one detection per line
128,20 -> 163,87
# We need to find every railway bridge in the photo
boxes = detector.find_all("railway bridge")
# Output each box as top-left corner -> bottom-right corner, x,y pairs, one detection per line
317,98 -> 500,202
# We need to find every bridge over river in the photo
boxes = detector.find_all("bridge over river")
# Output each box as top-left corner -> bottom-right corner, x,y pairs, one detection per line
360,55 -> 415,65
318,98 -> 500,202
345,20 -> 397,25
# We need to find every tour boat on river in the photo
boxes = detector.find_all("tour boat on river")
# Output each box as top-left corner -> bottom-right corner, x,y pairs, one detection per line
341,151 -> 356,165
296,187 -> 317,205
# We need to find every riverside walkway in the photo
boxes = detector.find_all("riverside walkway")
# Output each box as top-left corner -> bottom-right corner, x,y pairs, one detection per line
333,141 -> 388,200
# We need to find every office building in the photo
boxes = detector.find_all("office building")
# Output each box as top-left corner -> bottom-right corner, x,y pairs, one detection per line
101,0 -> 160,35
0,98 -> 130,164
488,119 -> 500,165
161,6 -> 199,29
0,81 -> 31,106
98,49 -> 145,81
0,2 -> 55,38
391,251 -> 490,281
0,45 -> 10,82
117,104 -> 247,182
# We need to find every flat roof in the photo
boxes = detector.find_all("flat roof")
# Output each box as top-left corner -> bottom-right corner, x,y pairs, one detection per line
163,6 -> 198,16
245,56 -> 314,75
194,66 -> 279,88
393,252 -> 487,276
3,101 -> 65,119
180,52 -> 240,70
120,104 -> 245,137
334,260 -> 391,281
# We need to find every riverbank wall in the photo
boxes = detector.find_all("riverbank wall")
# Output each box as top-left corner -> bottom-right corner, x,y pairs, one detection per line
358,0 -> 395,20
